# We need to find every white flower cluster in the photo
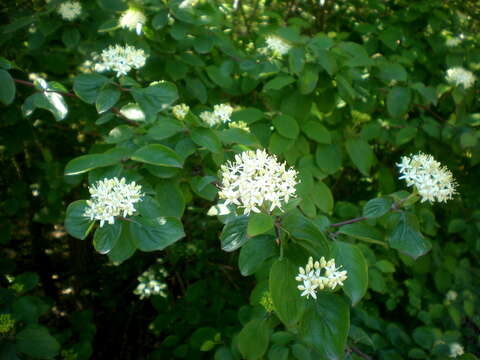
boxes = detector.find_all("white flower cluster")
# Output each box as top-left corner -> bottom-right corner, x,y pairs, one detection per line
119,8 -> 146,35
172,103 -> 190,120
446,67 -> 476,89
228,121 -> 250,132
397,153 -> 457,203
295,257 -> 348,299
445,37 -> 462,47
134,263 -> 168,300
57,1 -> 82,21
265,35 -> 291,57
445,290 -> 458,303
218,149 -> 298,214
449,343 -> 464,358
95,45 -> 147,77
199,103 -> 234,127
84,177 -> 143,227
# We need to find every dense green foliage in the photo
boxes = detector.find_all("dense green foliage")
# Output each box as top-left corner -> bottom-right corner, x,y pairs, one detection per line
1,0 -> 480,359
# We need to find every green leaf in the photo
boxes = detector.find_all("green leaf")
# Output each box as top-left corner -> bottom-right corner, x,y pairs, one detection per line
282,212 -> 329,257
302,121 -> 331,144
93,222 -> 122,254
218,128 -> 258,146
131,144 -> 183,168
291,344 -> 311,360
375,260 -> 395,273
313,181 -> 334,214
270,258 -> 306,327
220,216 -> 249,252
96,88 -> 121,114
107,222 -> 136,264
237,318 -> 270,360
64,200 -> 94,240
147,118 -> 184,140
269,345 -> 290,360
345,138 -> 375,176
388,212 -> 431,259
339,42 -> 373,67
238,235 -> 277,276
272,114 -> 300,140
131,82 -> 179,117
12,296 -> 48,323
130,217 -> 185,252
387,86 -> 411,118
61,28 -> 80,48
339,223 -> 385,245
289,47 -> 305,74
28,91 -> 68,121
186,78 -> 207,103
315,144 -> 342,174
64,149 -> 126,175
300,293 -> 349,360
155,179 -> 185,218
298,64 -> 319,95
16,326 -> 60,359
190,127 -> 222,153
73,74 -> 109,104
0,69 -> 15,105
105,125 -> 134,144
377,62 -> 407,82
330,241 -> 368,305
363,197 -> 393,218
247,213 -> 275,237
264,74 -> 295,91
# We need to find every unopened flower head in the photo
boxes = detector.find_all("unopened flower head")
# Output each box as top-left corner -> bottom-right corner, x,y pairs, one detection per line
446,37 -> 462,47
0,314 -> 15,334
119,8 -> 146,35
84,177 -> 143,227
57,1 -> 82,21
295,257 -> 348,299
134,261 -> 168,300
172,103 -> 189,120
446,67 -> 476,89
95,45 -> 147,77
397,153 -> 457,203
449,343 -> 464,358
229,121 -> 250,132
218,149 -> 298,214
265,35 -> 291,57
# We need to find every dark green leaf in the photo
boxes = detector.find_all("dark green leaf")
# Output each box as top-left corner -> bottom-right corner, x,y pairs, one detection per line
73,74 -> 109,104
0,69 -> 15,105
345,138 -> 375,176
64,200 -> 94,240
388,213 -> 431,259
387,86 -> 411,118
247,213 -> 275,237
96,88 -> 121,114
363,197 -> 393,218
282,212 -> 329,257
331,241 -> 368,305
131,144 -> 183,168
131,82 -> 179,117
270,258 -> 306,327
16,326 -> 60,359
273,114 -> 299,140
190,127 -> 222,153
238,235 -> 277,276
130,217 -> 185,252
108,222 -> 136,264
302,121 -> 331,144
93,222 -> 122,254
220,216 -> 249,252
237,318 -> 270,360
300,293 -> 349,360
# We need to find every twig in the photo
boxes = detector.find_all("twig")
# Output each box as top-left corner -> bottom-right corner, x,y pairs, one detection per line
349,345 -> 373,360
414,103 -> 446,122
330,216 -> 367,228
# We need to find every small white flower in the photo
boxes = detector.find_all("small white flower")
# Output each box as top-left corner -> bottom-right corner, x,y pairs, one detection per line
449,343 -> 464,358
213,104 -> 233,123
57,1 -> 82,21
199,111 -> 219,127
446,37 -> 462,47
397,152 -> 457,203
446,290 -> 458,302
172,104 -> 190,120
95,45 -> 147,77
84,177 -> 143,227
446,67 -> 476,89
119,8 -> 146,35
229,121 -> 250,132
134,261 -> 168,299
265,35 -> 291,57
218,150 -> 298,215
295,257 -> 348,298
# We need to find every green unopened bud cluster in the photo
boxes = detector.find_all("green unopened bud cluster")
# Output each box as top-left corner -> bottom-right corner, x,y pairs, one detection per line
0,314 -> 15,334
